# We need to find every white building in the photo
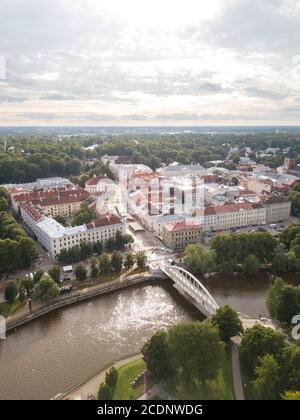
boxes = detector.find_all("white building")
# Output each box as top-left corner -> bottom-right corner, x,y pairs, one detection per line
21,203 -> 125,259
158,162 -> 205,178
85,175 -> 116,195
191,202 -> 266,232
263,196 -> 291,223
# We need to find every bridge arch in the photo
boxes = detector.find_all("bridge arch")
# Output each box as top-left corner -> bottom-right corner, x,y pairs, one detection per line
160,264 -> 220,317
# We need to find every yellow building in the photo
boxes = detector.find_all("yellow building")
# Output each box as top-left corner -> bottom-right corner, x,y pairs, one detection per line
162,221 -> 202,250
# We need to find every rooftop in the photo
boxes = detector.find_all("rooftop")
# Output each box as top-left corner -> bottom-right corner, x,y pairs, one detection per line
164,220 -> 202,232
85,176 -> 115,186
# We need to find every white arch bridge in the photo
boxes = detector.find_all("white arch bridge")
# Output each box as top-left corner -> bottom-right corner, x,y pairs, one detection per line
159,264 -> 220,318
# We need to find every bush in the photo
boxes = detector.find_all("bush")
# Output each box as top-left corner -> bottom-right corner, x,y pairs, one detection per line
4,281 -> 18,304
105,367 -> 118,390
98,383 -> 113,400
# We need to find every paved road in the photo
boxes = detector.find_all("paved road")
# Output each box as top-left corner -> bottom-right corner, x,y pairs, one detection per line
231,340 -> 245,401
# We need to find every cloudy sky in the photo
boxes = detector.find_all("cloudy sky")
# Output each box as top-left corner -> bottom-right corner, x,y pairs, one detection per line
0,0 -> 300,126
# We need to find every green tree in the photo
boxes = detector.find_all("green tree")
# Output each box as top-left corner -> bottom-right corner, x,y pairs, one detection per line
90,258 -> 99,277
93,240 -> 103,255
281,391 -> 300,400
72,203 -> 97,226
168,322 -> 224,387
99,253 -> 111,275
111,251 -> 123,272
136,251 -> 148,270
105,367 -> 118,390
124,253 -> 135,271
142,331 -> 172,381
98,383 -> 113,400
252,354 -> 280,400
75,264 -> 87,282
280,345 -> 300,391
18,284 -> 26,302
276,285 -> 300,323
240,325 -> 285,372
185,243 -> 217,275
266,277 -> 285,319
272,244 -> 289,273
212,305 -> 243,342
20,277 -> 34,296
48,266 -> 60,284
33,275 -> 59,302
0,197 -> 9,211
281,224 -> 300,249
242,254 -> 260,276
33,269 -> 44,284
4,281 -> 18,304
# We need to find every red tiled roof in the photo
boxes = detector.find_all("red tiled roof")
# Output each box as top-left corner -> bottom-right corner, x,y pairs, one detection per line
85,176 -> 111,186
13,187 -> 90,207
21,203 -> 43,222
204,207 -> 216,216
85,215 -> 121,229
264,196 -> 289,204
166,221 -> 202,232
239,189 -> 256,195
204,202 -> 263,216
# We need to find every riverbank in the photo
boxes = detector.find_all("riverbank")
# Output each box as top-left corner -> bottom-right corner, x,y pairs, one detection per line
55,353 -> 143,400
6,272 -> 167,333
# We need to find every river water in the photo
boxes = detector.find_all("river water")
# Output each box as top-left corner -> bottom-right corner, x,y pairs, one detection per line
0,274 -> 298,400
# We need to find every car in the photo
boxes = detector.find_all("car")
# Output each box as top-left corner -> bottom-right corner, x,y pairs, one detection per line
59,285 -> 73,295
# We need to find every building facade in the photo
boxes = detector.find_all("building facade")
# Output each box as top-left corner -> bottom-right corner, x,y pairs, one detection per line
21,203 -> 125,259
85,175 -> 116,195
162,221 -> 202,250
263,196 -> 291,223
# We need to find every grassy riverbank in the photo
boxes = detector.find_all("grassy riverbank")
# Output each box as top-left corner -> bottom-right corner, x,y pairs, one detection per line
113,359 -> 146,400
0,299 -> 25,318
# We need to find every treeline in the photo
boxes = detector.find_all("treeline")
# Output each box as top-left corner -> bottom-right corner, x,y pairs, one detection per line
185,232 -> 278,276
0,212 -> 37,274
185,228 -> 300,276
2,132 -> 300,183
240,325 -> 300,400
57,232 -> 134,264
267,277 -> 300,324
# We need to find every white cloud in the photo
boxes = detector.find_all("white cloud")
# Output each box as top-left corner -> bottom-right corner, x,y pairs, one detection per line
0,0 -> 299,125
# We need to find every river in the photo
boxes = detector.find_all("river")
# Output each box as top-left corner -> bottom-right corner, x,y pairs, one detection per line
0,274 -> 298,400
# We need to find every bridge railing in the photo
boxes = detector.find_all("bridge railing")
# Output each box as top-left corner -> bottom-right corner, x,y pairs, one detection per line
160,264 -> 219,316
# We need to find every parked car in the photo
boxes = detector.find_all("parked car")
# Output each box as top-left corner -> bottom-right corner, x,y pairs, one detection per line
59,285 -> 73,295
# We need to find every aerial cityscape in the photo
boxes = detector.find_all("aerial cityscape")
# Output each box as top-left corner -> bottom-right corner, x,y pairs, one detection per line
0,0 -> 300,406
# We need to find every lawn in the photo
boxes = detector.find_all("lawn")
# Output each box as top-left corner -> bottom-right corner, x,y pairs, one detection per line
167,346 -> 235,400
0,299 -> 25,318
113,359 -> 146,400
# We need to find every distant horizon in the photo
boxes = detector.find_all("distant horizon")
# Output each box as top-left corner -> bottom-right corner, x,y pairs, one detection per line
1,124 -> 300,128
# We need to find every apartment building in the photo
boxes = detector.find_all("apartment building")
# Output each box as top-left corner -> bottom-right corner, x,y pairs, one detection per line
11,186 -> 90,216
263,196 -> 291,223
85,175 -> 116,195
240,177 -> 273,196
162,221 -> 202,250
193,202 -> 266,232
21,203 -> 124,259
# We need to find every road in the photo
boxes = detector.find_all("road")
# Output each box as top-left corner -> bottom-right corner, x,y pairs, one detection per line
230,340 -> 245,401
